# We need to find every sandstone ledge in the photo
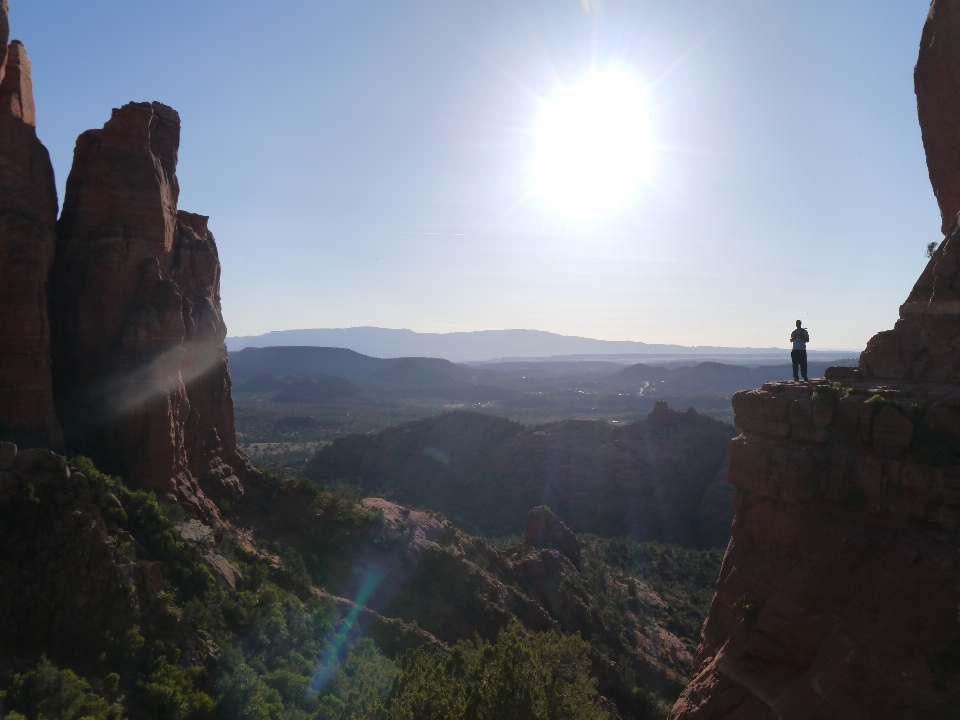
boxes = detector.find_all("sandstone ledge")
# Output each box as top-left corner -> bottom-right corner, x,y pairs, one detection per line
732,379 -> 960,532
669,378 -> 960,719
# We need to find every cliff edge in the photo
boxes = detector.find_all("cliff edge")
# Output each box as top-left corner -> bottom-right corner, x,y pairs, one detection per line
670,2 -> 960,717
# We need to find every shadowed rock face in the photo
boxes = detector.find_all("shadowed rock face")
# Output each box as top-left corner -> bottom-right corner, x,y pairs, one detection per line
51,102 -> 253,519
861,220 -> 960,382
916,0 -> 960,235
670,2 -> 960,717
305,403 -> 737,546
0,1 -> 61,448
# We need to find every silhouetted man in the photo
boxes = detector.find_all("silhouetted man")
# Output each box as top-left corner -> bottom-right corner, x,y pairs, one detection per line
791,320 -> 809,382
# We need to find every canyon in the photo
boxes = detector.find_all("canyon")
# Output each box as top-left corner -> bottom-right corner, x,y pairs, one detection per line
2,0 -> 959,717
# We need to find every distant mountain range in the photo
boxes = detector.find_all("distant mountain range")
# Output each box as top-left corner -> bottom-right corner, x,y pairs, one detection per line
228,345 -> 859,407
226,327 -> 856,364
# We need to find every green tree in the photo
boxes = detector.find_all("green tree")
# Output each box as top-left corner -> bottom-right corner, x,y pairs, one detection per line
0,656 -> 121,720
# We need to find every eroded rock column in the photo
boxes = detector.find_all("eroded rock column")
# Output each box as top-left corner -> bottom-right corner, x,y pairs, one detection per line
0,0 -> 61,448
51,102 -> 252,519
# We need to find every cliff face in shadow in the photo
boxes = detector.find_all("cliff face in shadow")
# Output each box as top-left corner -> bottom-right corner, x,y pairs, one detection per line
48,102 -> 254,521
670,2 -> 960,717
0,2 -> 61,449
305,401 -> 738,547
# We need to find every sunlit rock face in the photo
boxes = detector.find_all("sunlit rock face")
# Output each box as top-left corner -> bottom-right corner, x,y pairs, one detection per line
669,2 -> 960,717
0,0 -> 62,448
51,102 -> 253,519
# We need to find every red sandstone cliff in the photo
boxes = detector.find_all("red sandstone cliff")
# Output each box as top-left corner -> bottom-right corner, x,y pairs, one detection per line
670,2 -> 960,717
51,102 -> 253,520
0,1 -> 61,448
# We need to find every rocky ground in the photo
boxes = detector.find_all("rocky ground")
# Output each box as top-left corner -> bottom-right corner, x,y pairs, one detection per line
0,440 -> 721,718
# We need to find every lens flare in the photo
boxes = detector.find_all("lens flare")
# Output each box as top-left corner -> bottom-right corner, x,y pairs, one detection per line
531,68 -> 653,219
311,568 -> 385,693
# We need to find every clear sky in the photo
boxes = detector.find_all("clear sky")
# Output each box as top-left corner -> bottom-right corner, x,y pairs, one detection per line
18,0 -> 936,350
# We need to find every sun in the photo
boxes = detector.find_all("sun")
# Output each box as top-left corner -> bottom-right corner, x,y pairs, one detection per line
531,69 -> 653,219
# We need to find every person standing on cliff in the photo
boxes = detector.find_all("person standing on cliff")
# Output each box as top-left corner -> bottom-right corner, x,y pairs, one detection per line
791,320 -> 809,382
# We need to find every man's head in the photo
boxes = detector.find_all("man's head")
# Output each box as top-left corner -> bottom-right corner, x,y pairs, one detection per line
796,320 -> 802,328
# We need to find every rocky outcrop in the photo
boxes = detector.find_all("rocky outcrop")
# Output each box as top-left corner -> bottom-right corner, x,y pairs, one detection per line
0,1 -> 61,448
671,4 -> 960,715
50,102 -> 253,519
670,381 -> 960,719
916,0 -> 960,234
524,505 -> 581,566
860,217 -> 960,383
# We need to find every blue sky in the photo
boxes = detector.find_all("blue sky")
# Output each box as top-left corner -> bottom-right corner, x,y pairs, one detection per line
18,0 -> 935,350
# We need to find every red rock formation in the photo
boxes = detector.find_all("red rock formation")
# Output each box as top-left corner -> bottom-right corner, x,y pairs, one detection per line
51,102 -> 253,519
860,218 -> 960,382
671,3 -> 960,716
670,381 -> 960,719
916,0 -> 960,234
0,1 -> 61,448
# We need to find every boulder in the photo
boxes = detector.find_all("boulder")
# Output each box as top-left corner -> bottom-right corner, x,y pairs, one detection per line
177,519 -> 214,544
0,1 -> 61,448
202,553 -> 243,591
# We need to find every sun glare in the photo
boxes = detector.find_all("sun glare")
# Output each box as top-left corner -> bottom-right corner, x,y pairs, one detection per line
531,69 -> 653,219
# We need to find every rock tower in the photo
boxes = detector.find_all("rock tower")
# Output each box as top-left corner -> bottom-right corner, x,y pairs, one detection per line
50,102 -> 253,519
0,1 -> 61,448
0,0 -> 253,520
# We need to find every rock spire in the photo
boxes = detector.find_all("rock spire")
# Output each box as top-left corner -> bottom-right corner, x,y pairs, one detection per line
51,102 -> 253,520
0,0 -> 61,448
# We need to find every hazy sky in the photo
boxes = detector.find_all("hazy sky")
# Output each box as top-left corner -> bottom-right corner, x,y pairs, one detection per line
19,0 -> 935,350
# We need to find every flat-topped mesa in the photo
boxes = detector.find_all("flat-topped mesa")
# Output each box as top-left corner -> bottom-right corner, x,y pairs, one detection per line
51,101 -> 254,520
0,0 -> 61,448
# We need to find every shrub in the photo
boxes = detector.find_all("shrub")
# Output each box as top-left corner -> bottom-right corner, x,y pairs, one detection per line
865,394 -> 892,410
734,596 -> 761,628
388,625 -> 607,720
0,656 -> 122,720
811,382 -> 850,407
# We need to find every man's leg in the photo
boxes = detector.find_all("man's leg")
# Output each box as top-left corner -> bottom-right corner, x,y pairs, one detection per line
800,350 -> 808,381
791,351 -> 800,381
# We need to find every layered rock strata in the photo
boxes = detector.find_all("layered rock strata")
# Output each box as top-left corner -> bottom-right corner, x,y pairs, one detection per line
670,379 -> 960,718
0,1 -> 61,447
51,102 -> 252,519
